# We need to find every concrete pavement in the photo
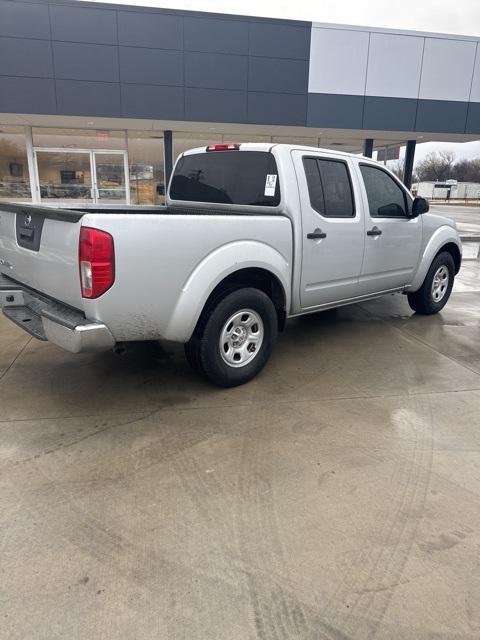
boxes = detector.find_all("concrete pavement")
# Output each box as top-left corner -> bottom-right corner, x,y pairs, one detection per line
1,242 -> 480,639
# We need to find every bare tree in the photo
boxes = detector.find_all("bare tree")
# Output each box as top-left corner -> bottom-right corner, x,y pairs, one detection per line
388,159 -> 404,181
451,158 -> 480,182
415,151 -> 456,181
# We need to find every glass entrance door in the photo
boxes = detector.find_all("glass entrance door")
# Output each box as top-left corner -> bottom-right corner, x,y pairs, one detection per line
36,150 -> 93,203
92,152 -> 128,203
35,149 -> 129,205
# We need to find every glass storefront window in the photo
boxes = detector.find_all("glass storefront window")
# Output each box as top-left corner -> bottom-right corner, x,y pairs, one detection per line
127,132 -> 165,205
94,153 -> 127,203
0,126 -> 31,201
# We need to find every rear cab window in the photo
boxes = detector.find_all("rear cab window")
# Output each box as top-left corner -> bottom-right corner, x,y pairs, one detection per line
169,150 -> 281,207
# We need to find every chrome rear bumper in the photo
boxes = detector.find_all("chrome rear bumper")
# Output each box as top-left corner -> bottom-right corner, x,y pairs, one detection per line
0,274 -> 114,353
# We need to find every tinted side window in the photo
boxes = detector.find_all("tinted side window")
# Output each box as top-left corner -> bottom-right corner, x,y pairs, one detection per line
360,165 -> 407,217
303,157 -> 354,217
170,151 -> 280,206
320,160 -> 354,217
303,158 -> 325,212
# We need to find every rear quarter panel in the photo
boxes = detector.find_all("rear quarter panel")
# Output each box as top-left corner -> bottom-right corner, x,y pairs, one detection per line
81,213 -> 293,342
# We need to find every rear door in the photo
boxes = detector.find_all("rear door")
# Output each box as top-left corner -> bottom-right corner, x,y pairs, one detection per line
292,151 -> 365,308
357,163 -> 422,294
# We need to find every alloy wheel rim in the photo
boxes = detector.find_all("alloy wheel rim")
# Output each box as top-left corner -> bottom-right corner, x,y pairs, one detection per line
431,265 -> 449,303
219,309 -> 264,368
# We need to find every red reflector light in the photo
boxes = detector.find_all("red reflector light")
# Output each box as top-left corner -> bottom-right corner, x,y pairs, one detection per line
206,143 -> 240,151
79,227 -> 115,299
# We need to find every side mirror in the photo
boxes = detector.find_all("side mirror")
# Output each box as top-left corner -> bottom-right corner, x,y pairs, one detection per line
411,196 -> 429,217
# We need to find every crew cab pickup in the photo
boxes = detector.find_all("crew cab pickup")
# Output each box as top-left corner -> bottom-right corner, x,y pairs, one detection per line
0,143 -> 461,387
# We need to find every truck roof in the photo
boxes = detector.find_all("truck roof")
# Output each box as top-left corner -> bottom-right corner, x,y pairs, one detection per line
182,142 -> 373,162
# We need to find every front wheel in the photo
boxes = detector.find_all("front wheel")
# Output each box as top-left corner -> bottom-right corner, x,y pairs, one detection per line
185,287 -> 278,387
407,251 -> 455,315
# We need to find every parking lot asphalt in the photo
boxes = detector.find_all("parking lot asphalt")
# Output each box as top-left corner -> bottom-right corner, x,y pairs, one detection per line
430,204 -> 480,239
2,228 -> 480,639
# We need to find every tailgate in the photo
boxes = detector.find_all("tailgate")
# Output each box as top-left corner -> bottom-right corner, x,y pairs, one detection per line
0,203 -> 84,309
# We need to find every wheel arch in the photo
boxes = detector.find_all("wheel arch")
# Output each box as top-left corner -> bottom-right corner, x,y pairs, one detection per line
163,241 -> 291,342
436,242 -> 461,274
197,267 -> 287,334
409,228 -> 462,292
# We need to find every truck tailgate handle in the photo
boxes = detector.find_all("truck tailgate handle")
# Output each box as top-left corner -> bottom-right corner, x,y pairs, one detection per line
367,226 -> 382,236
307,229 -> 327,239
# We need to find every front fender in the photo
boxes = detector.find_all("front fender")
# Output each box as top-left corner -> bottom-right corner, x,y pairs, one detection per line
163,240 -> 291,342
409,226 -> 462,292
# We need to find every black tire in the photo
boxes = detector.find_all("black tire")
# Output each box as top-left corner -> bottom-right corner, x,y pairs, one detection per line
185,287 -> 278,387
407,251 -> 455,315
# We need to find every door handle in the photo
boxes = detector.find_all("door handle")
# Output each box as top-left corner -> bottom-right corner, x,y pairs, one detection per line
307,229 -> 327,240
367,226 -> 382,236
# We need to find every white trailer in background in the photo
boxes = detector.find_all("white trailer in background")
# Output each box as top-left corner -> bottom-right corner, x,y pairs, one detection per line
413,181 -> 480,199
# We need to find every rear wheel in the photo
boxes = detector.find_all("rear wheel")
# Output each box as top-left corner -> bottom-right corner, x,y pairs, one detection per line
184,287 -> 278,387
407,251 -> 455,315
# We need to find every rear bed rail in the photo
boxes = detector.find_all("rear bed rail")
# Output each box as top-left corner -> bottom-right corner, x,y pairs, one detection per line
0,202 -> 84,223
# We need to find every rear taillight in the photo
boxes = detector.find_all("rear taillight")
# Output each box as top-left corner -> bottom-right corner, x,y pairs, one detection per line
79,227 -> 115,298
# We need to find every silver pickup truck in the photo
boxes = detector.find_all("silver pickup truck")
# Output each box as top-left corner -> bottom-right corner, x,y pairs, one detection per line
0,143 -> 461,387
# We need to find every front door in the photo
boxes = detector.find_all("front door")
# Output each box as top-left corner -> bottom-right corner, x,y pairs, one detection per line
35,149 -> 129,205
36,150 -> 93,203
292,150 -> 365,309
357,163 -> 422,294
92,152 -> 129,203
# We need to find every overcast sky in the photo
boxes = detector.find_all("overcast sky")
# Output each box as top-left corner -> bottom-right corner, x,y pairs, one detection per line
93,0 -> 480,34
92,0 -> 480,163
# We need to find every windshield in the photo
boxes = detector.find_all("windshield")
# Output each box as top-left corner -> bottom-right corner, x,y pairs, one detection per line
169,151 -> 281,207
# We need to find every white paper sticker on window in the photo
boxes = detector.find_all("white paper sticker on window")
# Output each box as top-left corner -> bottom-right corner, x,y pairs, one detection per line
264,174 -> 277,197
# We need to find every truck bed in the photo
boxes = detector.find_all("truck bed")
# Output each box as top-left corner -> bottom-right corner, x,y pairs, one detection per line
0,201 -> 293,344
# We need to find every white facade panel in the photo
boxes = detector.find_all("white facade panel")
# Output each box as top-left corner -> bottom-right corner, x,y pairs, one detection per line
365,33 -> 424,98
469,43 -> 480,102
419,38 -> 476,101
308,27 -> 369,95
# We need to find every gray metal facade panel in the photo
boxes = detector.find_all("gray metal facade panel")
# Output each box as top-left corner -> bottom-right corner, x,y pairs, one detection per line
0,76 -> 56,114
185,52 -> 248,91
119,47 -> 184,86
184,16 -> 249,55
121,83 -> 185,119
1,0 -> 480,135
248,92 -> 307,126
0,0 -> 50,39
50,4 -> 117,45
185,88 -> 247,123
307,93 -> 364,129
466,102 -> 480,134
363,96 -> 417,131
0,37 -> 53,78
117,10 -> 183,49
52,42 -> 119,82
56,79 -> 121,116
415,99 -> 468,133
249,22 -> 311,59
248,57 -> 309,94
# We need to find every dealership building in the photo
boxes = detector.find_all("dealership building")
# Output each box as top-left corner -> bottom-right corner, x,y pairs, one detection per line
1,0 -> 480,206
